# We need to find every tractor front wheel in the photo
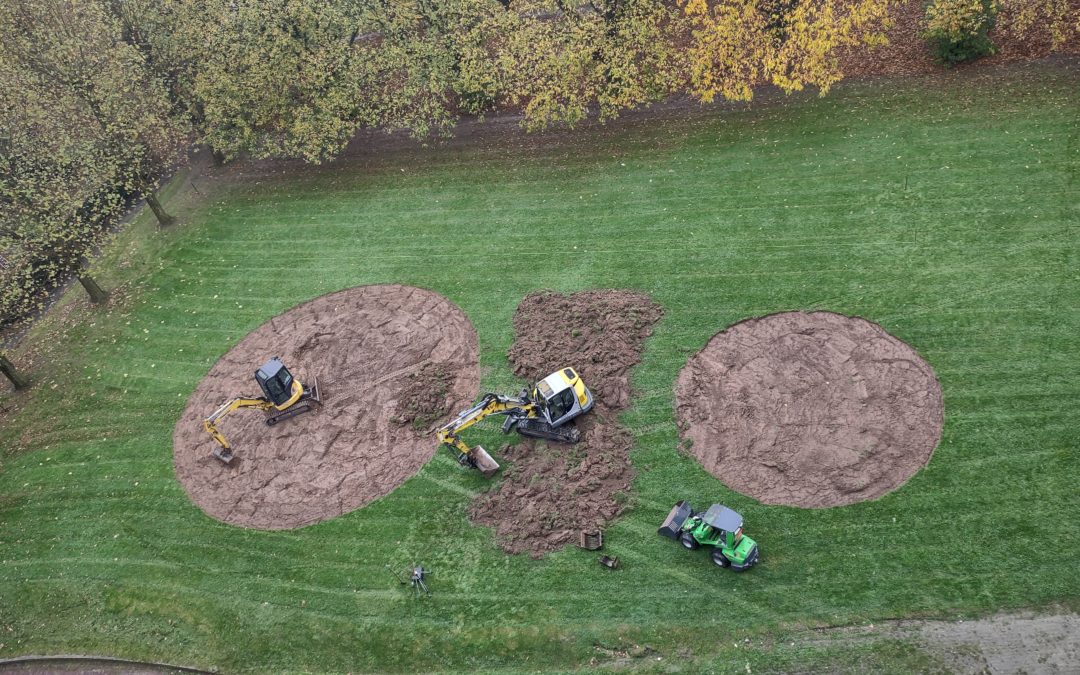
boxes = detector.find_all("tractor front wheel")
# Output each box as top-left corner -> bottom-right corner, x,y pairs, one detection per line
680,532 -> 699,550
711,549 -> 731,568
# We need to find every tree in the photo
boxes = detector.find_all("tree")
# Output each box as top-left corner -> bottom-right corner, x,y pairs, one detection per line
96,0 -> 902,149
766,0 -> 892,94
997,0 -> 1080,49
154,0 -> 372,163
683,0 -> 769,103
684,0 -> 892,103
0,352 -> 28,390
0,50 -> 119,315
922,0 -> 1000,65
357,0 -> 489,140
0,0 -> 186,321
489,0 -> 685,129
0,0 -> 186,218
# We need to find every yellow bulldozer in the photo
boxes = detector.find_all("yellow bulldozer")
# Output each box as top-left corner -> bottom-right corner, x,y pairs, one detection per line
203,357 -> 321,464
436,367 -> 593,476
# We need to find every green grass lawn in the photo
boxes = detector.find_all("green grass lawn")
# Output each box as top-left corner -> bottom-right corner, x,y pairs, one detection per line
1,60 -> 1077,673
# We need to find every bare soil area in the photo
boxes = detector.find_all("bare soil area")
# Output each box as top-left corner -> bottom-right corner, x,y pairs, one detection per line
675,311 -> 942,508
910,611 -> 1080,674
172,284 -> 479,529
468,290 -> 663,557
812,610 -> 1080,674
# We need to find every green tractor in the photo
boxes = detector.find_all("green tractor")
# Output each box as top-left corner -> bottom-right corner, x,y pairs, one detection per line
658,501 -> 759,571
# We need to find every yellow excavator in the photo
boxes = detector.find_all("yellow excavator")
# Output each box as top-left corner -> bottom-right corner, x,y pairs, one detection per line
436,367 -> 594,476
204,357 -> 322,464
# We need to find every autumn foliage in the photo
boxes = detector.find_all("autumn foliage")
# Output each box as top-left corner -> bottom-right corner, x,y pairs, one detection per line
0,0 -> 186,323
1,0 -> 1078,327
922,0 -> 1000,64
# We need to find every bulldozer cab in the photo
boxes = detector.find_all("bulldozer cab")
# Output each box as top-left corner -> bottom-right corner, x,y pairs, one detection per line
255,358 -> 295,407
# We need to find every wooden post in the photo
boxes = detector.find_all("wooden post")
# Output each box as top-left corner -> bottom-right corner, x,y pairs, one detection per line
0,353 -> 28,390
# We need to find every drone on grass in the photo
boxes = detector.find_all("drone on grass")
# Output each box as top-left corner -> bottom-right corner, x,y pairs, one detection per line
390,564 -> 432,598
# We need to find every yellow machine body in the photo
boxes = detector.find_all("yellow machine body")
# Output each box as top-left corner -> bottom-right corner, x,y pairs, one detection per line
203,359 -> 320,464
436,367 -> 594,476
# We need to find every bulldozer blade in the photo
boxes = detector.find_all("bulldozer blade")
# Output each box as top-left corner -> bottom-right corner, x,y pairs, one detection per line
305,375 -> 322,404
471,446 -> 500,477
658,500 -> 693,539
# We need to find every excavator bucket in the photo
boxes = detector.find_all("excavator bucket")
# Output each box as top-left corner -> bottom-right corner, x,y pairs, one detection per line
658,500 -> 694,539
470,446 -> 500,477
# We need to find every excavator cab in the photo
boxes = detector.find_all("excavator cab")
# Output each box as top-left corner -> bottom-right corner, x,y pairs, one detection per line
437,367 -> 595,477
532,368 -> 594,427
204,358 -> 322,465
255,358 -> 300,409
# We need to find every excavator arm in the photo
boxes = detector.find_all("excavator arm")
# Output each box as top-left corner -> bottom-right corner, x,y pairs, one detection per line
436,392 -> 537,476
203,397 -> 274,464
436,368 -> 592,477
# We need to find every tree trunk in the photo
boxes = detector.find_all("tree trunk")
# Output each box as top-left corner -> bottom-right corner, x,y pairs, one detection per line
146,193 -> 177,227
0,353 -> 28,390
78,272 -> 109,304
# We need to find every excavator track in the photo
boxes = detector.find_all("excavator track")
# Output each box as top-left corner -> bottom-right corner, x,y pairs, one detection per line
264,377 -> 322,427
516,418 -> 581,444
265,402 -> 313,426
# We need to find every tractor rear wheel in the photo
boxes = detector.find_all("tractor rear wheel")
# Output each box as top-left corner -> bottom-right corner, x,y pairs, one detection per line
711,549 -> 730,568
680,532 -> 699,550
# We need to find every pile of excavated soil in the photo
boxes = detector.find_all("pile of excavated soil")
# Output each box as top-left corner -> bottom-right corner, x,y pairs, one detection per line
468,290 -> 663,557
173,284 -> 479,529
675,311 -> 942,509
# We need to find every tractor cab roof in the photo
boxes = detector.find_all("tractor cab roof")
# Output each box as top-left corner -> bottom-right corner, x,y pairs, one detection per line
702,504 -> 743,532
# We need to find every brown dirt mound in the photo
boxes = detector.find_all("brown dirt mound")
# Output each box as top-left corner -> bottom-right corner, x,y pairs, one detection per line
173,284 -> 479,529
468,290 -> 663,557
675,311 -> 943,509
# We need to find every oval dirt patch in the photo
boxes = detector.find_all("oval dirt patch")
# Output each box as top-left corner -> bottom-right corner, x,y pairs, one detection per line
173,284 -> 479,529
675,311 -> 943,508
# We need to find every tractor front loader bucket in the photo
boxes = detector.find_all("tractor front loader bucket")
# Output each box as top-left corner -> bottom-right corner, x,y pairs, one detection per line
658,500 -> 693,539
470,445 -> 500,477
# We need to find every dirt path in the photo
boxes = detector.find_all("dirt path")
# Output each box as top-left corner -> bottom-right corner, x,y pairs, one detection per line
468,290 -> 663,557
911,611 -> 1080,673
0,655 -> 205,674
172,284 -> 479,529
675,311 -> 943,508
811,610 -> 1080,674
